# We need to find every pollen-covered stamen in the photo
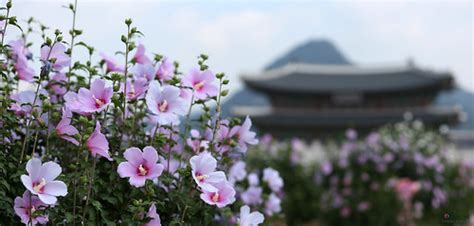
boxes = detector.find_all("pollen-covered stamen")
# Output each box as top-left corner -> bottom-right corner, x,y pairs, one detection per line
138,164 -> 148,176
193,81 -> 205,90
33,178 -> 47,193
158,100 -> 168,112
196,173 -> 208,182
212,192 -> 220,202
30,206 -> 36,213
94,96 -> 105,107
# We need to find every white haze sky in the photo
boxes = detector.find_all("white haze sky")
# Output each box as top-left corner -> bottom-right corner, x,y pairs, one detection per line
8,0 -> 474,93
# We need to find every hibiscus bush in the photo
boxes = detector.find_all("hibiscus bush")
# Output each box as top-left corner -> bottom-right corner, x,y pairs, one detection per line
0,1 -> 284,225
248,121 -> 474,226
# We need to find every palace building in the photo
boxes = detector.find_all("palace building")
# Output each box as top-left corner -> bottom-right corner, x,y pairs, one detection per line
225,40 -> 463,138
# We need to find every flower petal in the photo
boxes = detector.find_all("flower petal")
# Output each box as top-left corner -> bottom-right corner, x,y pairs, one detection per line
26,158 -> 42,181
43,181 -> 67,196
40,162 -> 62,182
143,146 -> 158,166
117,162 -> 136,178
37,193 -> 57,205
123,147 -> 143,167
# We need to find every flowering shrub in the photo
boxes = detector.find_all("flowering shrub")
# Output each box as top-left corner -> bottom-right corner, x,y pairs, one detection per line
248,122 -> 474,226
0,1 -> 283,225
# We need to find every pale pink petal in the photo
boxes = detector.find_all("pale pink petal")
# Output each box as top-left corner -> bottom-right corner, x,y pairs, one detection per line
129,175 -> 147,187
117,162 -> 137,178
39,162 -> 62,182
37,193 -> 57,205
123,147 -> 143,167
20,175 -> 34,193
43,181 -> 67,196
142,146 -> 158,166
147,164 -> 164,179
26,158 -> 42,181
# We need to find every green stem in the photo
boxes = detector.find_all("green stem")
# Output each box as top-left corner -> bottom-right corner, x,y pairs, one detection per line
30,129 -> 39,157
72,134 -> 84,226
19,41 -> 57,163
122,25 -> 130,125
45,109 -> 51,158
0,6 -> 10,47
149,123 -> 159,146
66,0 -> 78,91
210,78 -> 224,146
82,157 -> 97,224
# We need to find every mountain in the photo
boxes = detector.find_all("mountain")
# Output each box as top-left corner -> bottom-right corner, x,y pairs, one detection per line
264,40 -> 352,70
222,39 -> 350,116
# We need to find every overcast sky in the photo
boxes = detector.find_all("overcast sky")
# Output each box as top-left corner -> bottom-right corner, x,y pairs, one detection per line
10,0 -> 474,93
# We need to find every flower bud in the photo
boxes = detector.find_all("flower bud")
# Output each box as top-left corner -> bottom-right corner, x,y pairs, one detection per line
121,35 -> 127,43
221,89 -> 229,97
216,72 -> 225,79
78,116 -> 89,125
200,54 -> 208,60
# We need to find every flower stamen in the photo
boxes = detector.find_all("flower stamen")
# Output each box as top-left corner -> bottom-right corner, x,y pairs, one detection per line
212,192 -> 219,202
158,100 -> 168,112
194,81 -> 205,90
33,178 -> 46,193
138,164 -> 148,176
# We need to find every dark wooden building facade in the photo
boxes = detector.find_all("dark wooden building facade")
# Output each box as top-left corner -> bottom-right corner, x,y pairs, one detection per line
226,40 -> 463,138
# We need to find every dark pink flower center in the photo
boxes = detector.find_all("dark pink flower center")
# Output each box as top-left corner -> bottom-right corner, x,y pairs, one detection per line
137,164 -> 148,176
195,172 -> 208,182
158,100 -> 168,112
94,97 -> 106,108
32,178 -> 46,193
211,192 -> 220,202
193,81 -> 205,91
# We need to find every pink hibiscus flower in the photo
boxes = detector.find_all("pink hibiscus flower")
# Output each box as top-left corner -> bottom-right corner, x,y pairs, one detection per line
263,168 -> 283,193
64,78 -> 113,114
15,56 -> 35,81
144,203 -> 161,226
133,63 -> 156,81
182,68 -> 218,100
145,81 -> 186,125
395,178 -> 421,201
40,42 -> 70,71
9,39 -> 35,81
86,121 -> 112,161
14,191 -> 49,225
48,72 -> 67,96
186,129 -> 209,154
190,152 -> 226,192
133,44 -> 152,65
239,205 -> 264,226
9,90 -> 44,116
100,53 -> 124,73
200,181 -> 236,208
155,57 -> 174,82
229,116 -> 258,153
120,77 -> 148,100
20,158 -> 68,205
117,146 -> 164,187
55,108 -> 79,145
